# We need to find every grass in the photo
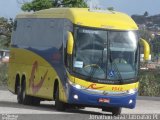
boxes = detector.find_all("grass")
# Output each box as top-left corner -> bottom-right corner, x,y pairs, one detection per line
138,70 -> 160,97
0,63 -> 8,86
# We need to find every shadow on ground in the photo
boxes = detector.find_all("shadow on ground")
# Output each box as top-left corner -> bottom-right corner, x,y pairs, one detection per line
0,101 -> 111,115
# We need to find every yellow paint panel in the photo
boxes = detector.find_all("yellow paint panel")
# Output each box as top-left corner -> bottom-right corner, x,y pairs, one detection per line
8,48 -> 67,102
16,8 -> 138,30
68,73 -> 139,92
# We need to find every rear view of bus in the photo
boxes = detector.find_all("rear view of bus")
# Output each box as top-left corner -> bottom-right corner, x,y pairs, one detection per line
8,8 -> 150,115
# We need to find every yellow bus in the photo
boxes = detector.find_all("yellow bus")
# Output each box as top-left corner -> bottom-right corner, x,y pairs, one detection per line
8,8 -> 150,115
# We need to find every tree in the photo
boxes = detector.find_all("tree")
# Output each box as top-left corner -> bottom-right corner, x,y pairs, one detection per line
21,0 -> 87,12
21,0 -> 53,12
139,29 -> 152,42
144,11 -> 149,17
131,15 -> 146,24
151,35 -> 160,56
0,17 -> 13,48
107,7 -> 114,11
61,0 -> 87,8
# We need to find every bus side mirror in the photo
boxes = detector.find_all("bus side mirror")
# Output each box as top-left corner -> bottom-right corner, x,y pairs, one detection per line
67,32 -> 74,55
140,38 -> 150,61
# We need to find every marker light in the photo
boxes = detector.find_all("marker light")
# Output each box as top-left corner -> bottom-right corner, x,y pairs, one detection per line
129,99 -> 133,104
73,94 -> 79,100
128,89 -> 137,94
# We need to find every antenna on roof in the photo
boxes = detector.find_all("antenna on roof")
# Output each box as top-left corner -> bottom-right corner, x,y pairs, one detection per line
88,0 -> 114,13
53,0 -> 72,7
88,0 -> 101,11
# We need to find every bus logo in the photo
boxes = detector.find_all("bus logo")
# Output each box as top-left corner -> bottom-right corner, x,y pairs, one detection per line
29,61 -> 48,94
87,83 -> 105,89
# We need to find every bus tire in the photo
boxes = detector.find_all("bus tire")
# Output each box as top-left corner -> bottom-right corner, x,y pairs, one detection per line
112,107 -> 122,116
32,97 -> 40,106
55,86 -> 65,111
17,86 -> 23,104
21,80 -> 32,105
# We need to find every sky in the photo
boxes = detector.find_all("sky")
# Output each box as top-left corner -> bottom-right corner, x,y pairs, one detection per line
0,0 -> 160,19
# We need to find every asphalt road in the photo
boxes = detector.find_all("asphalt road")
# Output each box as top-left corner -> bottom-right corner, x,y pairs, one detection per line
0,88 -> 160,120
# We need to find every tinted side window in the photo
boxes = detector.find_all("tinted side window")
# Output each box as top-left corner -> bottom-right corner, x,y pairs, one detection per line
12,18 -> 64,49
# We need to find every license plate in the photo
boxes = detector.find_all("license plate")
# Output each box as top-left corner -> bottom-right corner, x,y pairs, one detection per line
98,98 -> 110,103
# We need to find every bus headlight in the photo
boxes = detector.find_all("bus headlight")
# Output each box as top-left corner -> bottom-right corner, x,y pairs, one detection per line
68,79 -> 85,89
127,89 -> 137,94
75,84 -> 81,89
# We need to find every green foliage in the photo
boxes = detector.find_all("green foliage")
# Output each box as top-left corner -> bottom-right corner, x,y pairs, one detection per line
131,15 -> 146,24
143,11 -> 149,17
107,7 -> 114,11
132,13 -> 160,27
0,63 -> 8,86
139,70 -> 160,97
22,0 -> 53,12
0,17 -> 11,86
62,0 -> 87,8
139,29 -> 152,42
0,17 -> 13,48
152,38 -> 160,55
21,0 -> 87,12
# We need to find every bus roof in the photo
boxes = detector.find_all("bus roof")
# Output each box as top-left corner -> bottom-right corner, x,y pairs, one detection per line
16,8 -> 138,30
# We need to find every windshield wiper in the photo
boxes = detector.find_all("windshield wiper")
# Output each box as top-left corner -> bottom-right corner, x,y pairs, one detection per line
109,51 -> 123,84
88,50 -> 104,81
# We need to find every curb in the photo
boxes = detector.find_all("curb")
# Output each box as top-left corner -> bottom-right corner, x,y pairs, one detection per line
137,96 -> 160,101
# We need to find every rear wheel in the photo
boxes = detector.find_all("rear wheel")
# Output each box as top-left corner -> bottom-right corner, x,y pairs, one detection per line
17,80 -> 40,105
31,97 -> 41,106
21,80 -> 31,105
17,85 -> 23,104
17,80 -> 29,104
55,86 -> 65,111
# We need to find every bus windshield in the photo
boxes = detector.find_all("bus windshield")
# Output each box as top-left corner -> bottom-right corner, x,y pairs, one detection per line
73,26 -> 139,83
108,31 -> 139,82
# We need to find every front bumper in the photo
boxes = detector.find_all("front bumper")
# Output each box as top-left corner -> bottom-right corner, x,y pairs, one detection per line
67,85 -> 137,109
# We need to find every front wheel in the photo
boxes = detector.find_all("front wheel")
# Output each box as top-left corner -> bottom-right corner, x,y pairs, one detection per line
102,107 -> 122,116
55,86 -> 65,111
112,107 -> 122,116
